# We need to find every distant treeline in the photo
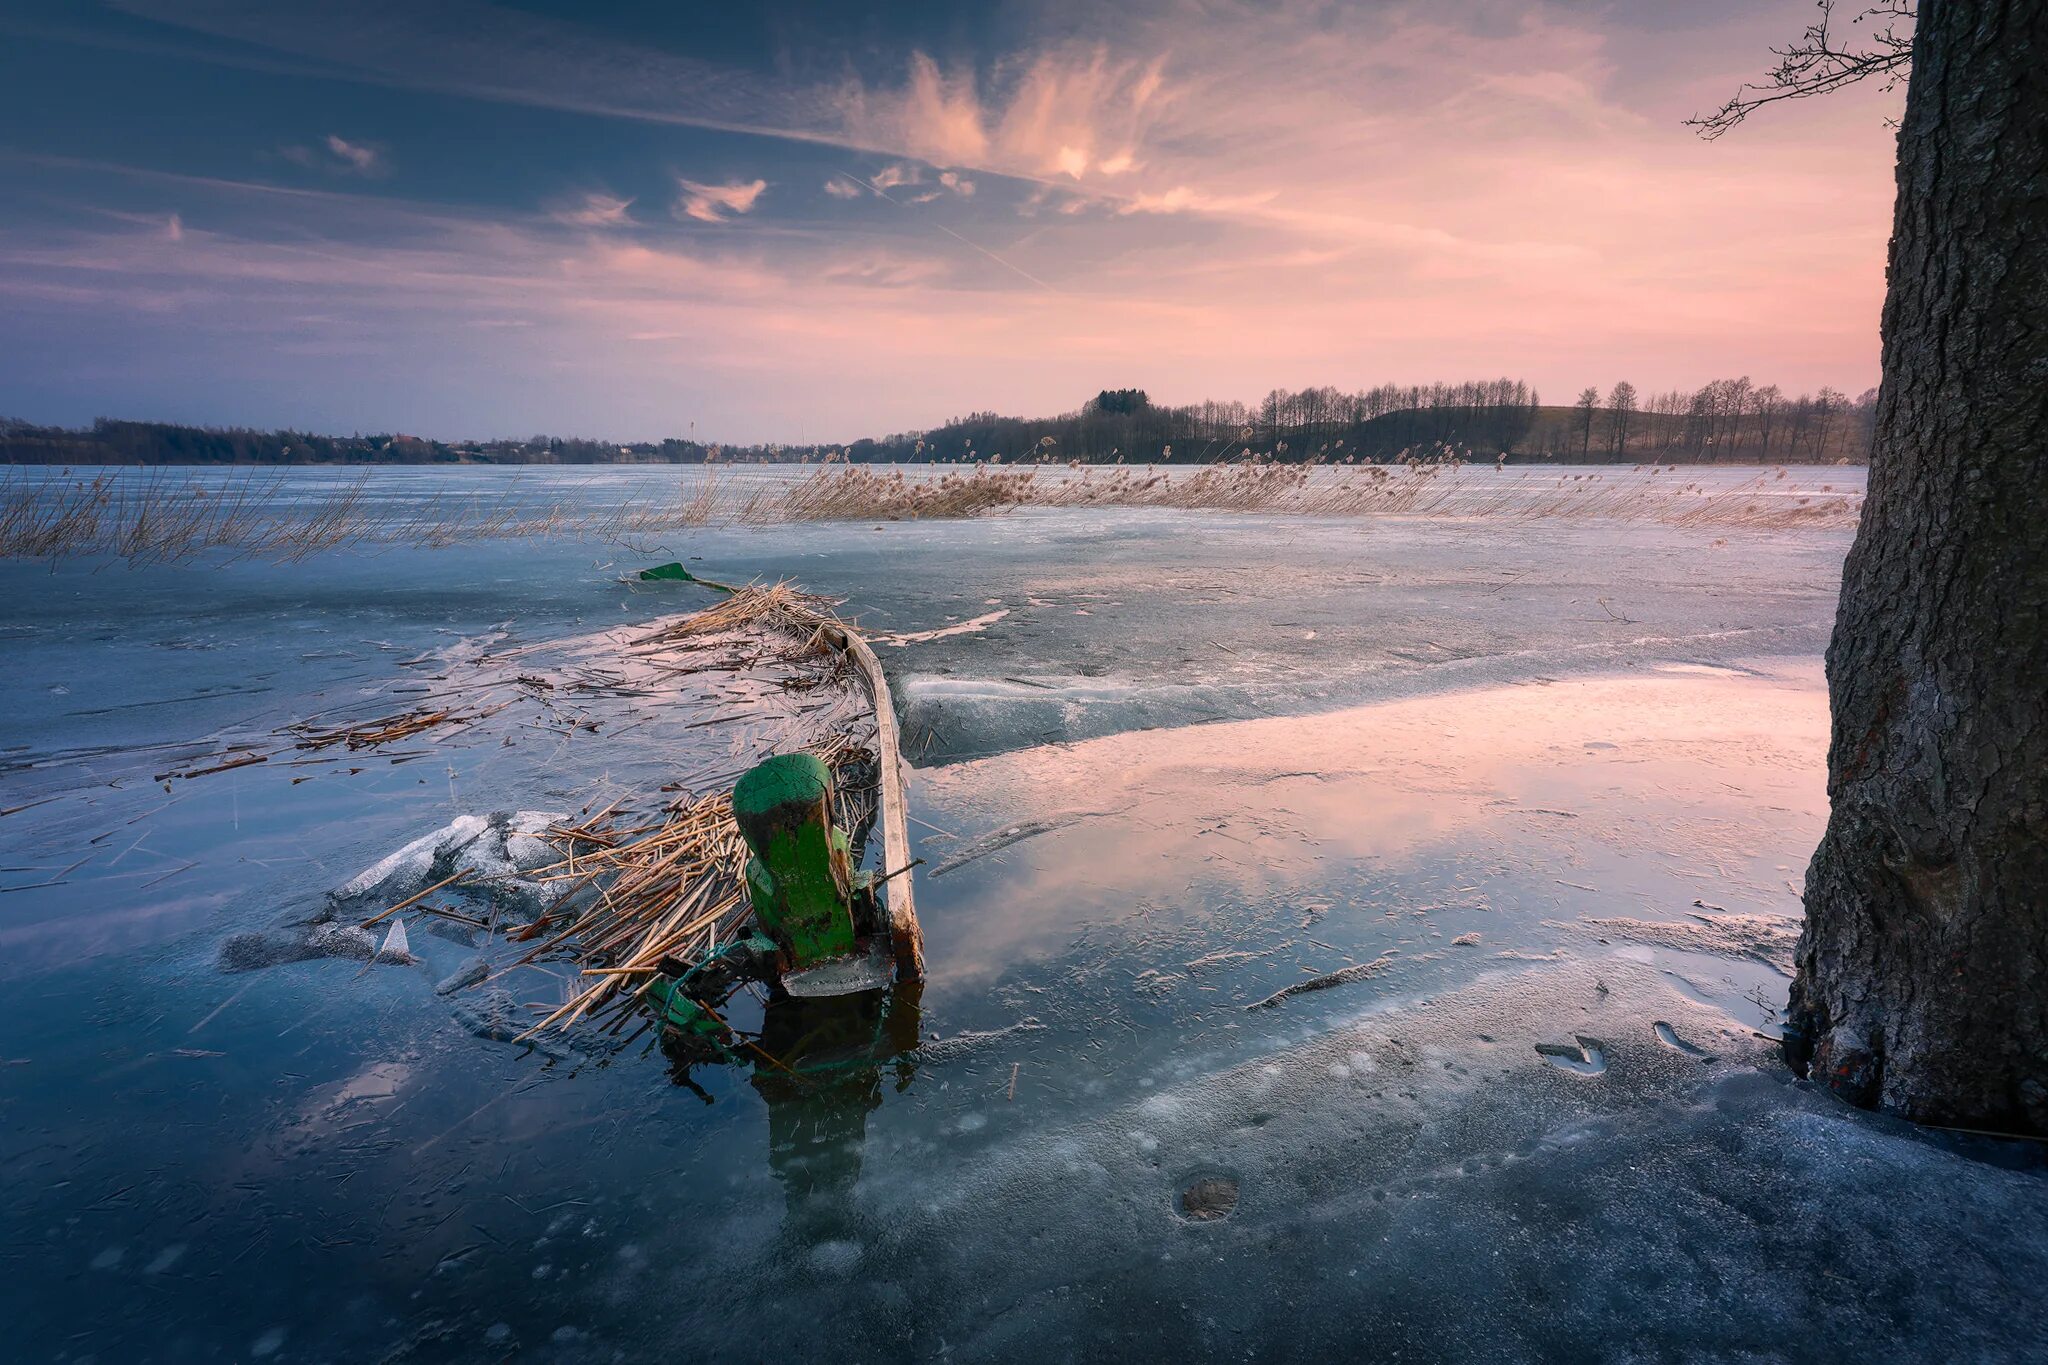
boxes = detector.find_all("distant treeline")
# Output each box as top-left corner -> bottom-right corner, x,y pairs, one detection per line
855,378 -> 1876,466
1,376 -> 1875,467
0,418 -> 720,467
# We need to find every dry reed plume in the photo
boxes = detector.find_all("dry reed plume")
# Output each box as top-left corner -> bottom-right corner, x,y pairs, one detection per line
315,582 -> 885,1044
755,461 -> 1860,528
1,462 -> 1860,563
507,729 -> 868,1041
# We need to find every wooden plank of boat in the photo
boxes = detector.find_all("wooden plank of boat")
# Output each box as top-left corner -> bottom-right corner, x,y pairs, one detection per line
815,619 -> 925,981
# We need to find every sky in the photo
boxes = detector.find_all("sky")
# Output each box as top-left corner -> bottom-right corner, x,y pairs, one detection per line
0,0 -> 1905,444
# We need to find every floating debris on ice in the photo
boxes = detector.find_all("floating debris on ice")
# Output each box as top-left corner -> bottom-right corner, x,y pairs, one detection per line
1133,968 -> 1184,998
1185,946 -> 1282,973
928,815 -> 1089,877
1245,955 -> 1395,1010
875,608 -> 1010,647
914,1016 -> 1047,1063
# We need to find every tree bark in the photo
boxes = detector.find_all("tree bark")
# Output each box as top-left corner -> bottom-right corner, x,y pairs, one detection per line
1787,0 -> 2048,1133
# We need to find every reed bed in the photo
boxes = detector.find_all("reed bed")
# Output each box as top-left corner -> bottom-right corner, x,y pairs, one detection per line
750,461 -> 1861,529
290,700 -> 514,751
0,467 -> 732,565
510,731 -> 867,1040
507,586 -> 876,1039
307,582 -> 885,1046
0,461 -> 1861,563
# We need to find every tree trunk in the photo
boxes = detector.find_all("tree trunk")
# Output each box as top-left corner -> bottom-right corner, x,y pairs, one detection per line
1787,0 -> 2048,1134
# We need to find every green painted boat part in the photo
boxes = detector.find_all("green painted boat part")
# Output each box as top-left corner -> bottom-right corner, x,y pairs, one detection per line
644,932 -> 780,1037
638,562 -> 739,592
733,753 -> 857,966
643,976 -> 722,1036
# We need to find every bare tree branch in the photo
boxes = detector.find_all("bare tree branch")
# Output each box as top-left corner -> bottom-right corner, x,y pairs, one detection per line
1688,0 -> 1915,139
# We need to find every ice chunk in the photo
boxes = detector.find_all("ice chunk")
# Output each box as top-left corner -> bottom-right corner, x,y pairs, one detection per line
376,920 -> 414,965
332,810 -> 566,916
219,920 -> 375,973
780,951 -> 893,998
502,810 -> 563,873
336,815 -> 490,901
435,957 -> 489,995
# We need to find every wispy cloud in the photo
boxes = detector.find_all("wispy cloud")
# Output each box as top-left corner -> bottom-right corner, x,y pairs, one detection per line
821,253 -> 951,289
1116,185 -> 1276,216
824,163 -> 974,206
9,1 -> 1901,437
673,177 -> 768,223
278,134 -> 387,177
838,46 -> 1164,185
870,162 -> 922,191
553,191 -> 635,227
324,134 -> 381,175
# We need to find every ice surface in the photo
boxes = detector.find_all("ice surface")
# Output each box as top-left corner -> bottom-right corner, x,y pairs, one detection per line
1568,911 -> 1803,973
5,473 -> 2042,1363
769,956 -> 2048,1363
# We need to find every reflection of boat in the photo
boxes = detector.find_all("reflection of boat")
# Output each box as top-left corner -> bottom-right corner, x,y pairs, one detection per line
660,977 -> 923,1096
661,973 -> 923,1225
642,705 -> 927,1220
752,983 -> 922,1214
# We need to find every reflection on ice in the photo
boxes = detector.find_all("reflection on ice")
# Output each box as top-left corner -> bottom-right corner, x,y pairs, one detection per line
913,659 -> 1831,1011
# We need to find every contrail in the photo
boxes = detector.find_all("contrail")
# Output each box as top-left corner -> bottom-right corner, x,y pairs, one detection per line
843,173 -> 1057,293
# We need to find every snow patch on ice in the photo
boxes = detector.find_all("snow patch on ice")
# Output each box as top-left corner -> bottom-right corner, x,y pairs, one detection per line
1565,911 -> 1800,973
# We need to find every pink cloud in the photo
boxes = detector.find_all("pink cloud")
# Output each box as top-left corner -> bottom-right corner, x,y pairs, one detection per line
673,177 -> 768,223
552,192 -> 634,227
10,1 -> 1902,439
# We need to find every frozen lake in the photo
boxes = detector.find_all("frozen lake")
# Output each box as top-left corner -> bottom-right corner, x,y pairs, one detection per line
4,463 -> 2044,1362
